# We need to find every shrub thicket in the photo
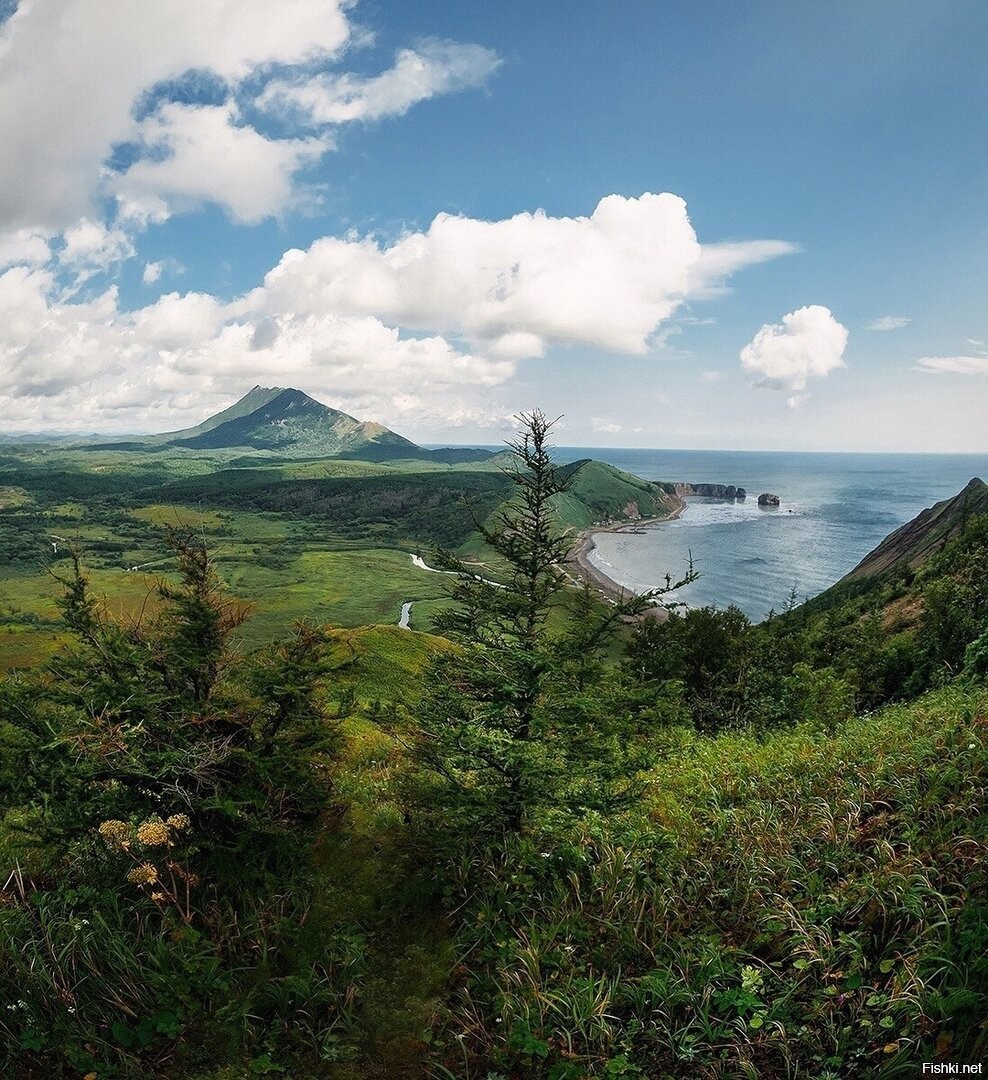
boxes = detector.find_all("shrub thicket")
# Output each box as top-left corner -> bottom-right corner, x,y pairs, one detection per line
0,536 -> 344,1077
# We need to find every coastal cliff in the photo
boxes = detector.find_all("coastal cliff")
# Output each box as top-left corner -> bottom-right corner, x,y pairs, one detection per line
676,482 -> 747,500
843,477 -> 988,580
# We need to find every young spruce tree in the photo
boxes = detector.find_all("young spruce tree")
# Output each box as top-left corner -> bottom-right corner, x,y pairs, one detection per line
414,411 -> 690,837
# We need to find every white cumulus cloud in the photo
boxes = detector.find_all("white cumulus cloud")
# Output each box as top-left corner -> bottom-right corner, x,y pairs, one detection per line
0,0 -> 354,232
740,305 -> 848,396
0,228 -> 52,270
0,2 -> 501,235
0,260 -> 514,432
59,218 -> 135,276
111,102 -> 329,225
0,266 -> 123,398
262,192 -> 796,361
915,355 -> 988,375
0,192 -> 797,433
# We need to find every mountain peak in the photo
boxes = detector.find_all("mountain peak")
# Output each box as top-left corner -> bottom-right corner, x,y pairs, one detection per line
142,386 -> 494,464
162,386 -> 417,456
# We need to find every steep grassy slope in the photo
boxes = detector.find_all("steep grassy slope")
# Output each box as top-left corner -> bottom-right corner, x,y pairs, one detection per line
795,477 -> 987,626
411,683 -> 988,1077
553,458 -> 678,530
844,476 -> 988,580
755,483 -> 988,710
323,624 -> 453,706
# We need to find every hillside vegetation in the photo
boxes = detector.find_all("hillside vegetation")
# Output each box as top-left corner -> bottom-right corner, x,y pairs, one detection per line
552,458 -> 678,530
844,477 -> 988,579
0,416 -> 985,1078
0,439 -> 676,668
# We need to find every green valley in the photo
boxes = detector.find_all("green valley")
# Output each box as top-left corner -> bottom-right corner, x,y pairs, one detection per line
0,389 -> 679,670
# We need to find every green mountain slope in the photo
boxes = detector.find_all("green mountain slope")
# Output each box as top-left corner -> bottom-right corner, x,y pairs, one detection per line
843,476 -> 988,581
78,386 -> 496,463
552,459 -> 678,530
457,458 -> 679,561
169,387 -> 418,456
777,478 -> 988,708
151,385 -> 285,444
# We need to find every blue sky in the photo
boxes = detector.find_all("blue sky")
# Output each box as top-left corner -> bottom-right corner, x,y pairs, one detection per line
0,0 -> 985,450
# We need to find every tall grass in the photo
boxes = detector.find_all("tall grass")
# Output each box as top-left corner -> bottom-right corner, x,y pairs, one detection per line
426,685 -> 988,1078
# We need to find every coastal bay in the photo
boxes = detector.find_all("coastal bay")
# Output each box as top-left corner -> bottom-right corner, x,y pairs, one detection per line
567,496 -> 685,608
557,448 -> 988,620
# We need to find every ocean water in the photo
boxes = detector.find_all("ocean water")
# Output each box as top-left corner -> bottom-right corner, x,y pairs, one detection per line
553,448 -> 988,622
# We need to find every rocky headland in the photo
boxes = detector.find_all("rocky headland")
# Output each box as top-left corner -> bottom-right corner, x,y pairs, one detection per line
842,477 -> 988,580
676,482 -> 747,500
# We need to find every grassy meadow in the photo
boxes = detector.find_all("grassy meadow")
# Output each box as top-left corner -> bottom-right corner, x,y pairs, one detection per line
0,441 -> 672,670
0,444 -> 489,670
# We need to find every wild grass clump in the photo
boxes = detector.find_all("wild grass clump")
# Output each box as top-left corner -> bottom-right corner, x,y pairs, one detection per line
426,685 -> 987,1078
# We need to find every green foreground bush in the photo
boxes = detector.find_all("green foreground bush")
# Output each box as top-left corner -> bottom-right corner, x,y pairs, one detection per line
0,537 -> 347,1077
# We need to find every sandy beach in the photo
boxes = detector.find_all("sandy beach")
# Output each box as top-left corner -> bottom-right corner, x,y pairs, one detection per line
566,494 -> 686,608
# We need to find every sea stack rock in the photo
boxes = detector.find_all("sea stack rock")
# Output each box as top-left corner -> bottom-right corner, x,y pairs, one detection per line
736,488 -> 747,501
758,492 -> 781,507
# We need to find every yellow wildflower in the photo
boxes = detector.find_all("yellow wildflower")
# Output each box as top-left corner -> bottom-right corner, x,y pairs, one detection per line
126,863 -> 158,886
165,813 -> 191,831
136,820 -> 170,847
97,820 -> 131,848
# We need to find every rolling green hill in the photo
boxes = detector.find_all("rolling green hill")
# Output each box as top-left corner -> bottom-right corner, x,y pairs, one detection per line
552,458 -> 678,530
148,455 -> 680,548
